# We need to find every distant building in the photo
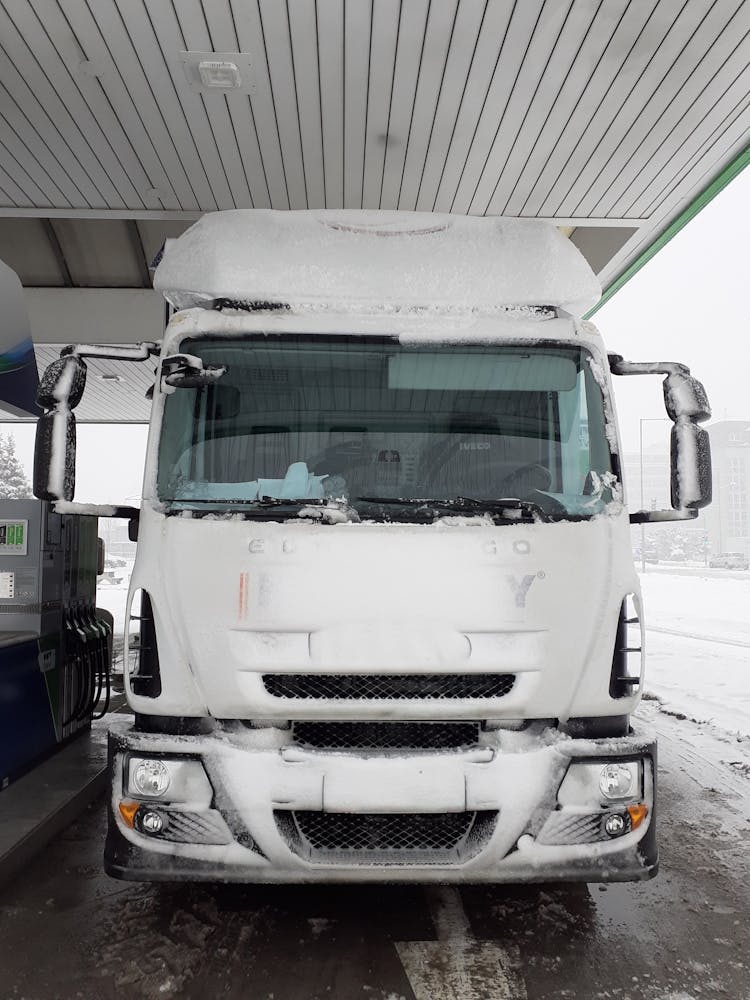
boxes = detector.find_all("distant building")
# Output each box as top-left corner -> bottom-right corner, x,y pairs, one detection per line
621,448 -> 670,513
704,420 -> 750,558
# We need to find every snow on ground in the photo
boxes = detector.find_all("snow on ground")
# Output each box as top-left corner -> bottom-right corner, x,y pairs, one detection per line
640,568 -> 750,644
640,569 -> 750,740
96,568 -> 132,671
97,574 -> 131,634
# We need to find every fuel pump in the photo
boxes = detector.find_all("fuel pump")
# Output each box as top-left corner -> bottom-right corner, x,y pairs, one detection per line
0,499 -> 113,787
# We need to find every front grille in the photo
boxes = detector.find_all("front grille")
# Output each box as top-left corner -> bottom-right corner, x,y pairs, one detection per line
292,720 -> 481,751
263,673 -> 515,701
276,810 -> 498,865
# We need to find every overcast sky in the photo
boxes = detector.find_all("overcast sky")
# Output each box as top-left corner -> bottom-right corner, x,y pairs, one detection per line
595,165 -> 750,457
4,168 -> 750,503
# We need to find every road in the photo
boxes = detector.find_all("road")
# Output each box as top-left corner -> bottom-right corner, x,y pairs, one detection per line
1,701 -> 749,1000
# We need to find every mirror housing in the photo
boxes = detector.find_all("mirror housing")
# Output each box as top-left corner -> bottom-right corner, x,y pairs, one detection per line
671,422 -> 712,509
36,355 -> 87,409
663,372 -> 711,422
33,409 -> 76,501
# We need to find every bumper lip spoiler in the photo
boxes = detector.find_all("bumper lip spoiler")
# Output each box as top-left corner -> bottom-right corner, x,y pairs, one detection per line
104,807 -> 658,884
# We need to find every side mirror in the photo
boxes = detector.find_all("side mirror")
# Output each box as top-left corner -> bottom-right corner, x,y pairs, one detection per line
609,355 -> 712,523
32,344 -> 155,506
37,355 -> 87,409
33,355 -> 87,502
663,372 -> 710,422
671,422 -> 712,509
33,409 -> 76,501
161,353 -> 226,389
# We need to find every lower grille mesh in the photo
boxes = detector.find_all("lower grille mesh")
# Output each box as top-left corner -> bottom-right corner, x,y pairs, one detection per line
263,673 -> 515,700
276,810 -> 498,864
292,720 -> 481,751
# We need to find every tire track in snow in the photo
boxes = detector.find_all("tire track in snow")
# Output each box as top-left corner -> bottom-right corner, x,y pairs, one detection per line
395,886 -> 527,999
647,625 -> 750,649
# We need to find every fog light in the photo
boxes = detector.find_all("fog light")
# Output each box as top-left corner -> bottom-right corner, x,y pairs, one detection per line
139,810 -> 165,835
599,763 -> 635,800
604,813 -> 627,837
132,759 -> 170,797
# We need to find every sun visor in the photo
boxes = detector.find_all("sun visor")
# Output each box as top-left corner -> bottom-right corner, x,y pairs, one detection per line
0,260 -> 40,418
154,210 -> 601,318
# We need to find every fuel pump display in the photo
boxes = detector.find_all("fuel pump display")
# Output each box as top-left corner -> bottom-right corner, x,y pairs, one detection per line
0,499 -> 112,788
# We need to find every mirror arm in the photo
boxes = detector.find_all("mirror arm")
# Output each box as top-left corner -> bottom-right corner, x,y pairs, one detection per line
52,502 -> 140,520
629,508 -> 699,524
52,501 -> 140,542
608,354 -> 690,377
60,342 -> 159,361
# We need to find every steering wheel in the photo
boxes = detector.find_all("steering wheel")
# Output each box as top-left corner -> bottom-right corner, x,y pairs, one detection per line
498,463 -> 553,496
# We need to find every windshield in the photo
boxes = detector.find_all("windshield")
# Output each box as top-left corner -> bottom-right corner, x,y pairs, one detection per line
156,335 -> 616,521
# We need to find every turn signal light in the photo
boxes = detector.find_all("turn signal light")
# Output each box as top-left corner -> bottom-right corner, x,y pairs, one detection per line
118,800 -> 140,828
627,804 -> 648,830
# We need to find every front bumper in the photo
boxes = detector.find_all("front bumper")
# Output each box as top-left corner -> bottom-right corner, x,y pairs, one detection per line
105,722 -> 657,884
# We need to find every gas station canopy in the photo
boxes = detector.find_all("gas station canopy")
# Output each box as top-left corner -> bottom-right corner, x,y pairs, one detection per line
1,0 -> 750,419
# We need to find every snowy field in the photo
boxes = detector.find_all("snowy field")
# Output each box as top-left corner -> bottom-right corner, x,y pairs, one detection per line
640,569 -> 750,739
96,566 -> 750,741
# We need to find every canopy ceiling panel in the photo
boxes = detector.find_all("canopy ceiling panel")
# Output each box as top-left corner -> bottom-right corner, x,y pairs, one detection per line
0,0 -> 746,285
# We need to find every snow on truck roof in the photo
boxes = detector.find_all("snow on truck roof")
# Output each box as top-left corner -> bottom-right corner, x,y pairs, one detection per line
154,210 -> 600,318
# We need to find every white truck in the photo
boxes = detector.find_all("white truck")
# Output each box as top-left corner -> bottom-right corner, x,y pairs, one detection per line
33,211 -> 712,883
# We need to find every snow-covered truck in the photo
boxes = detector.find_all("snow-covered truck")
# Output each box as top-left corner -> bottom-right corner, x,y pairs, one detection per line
33,211 -> 711,883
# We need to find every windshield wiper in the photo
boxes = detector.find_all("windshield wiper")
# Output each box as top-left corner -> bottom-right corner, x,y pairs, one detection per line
355,496 -> 554,522
167,497 -> 359,521
169,497 -> 332,508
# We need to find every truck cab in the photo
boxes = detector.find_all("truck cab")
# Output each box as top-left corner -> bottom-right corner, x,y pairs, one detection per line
32,211 -> 712,883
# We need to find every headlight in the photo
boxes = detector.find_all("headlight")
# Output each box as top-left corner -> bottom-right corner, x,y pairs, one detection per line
125,756 -> 213,805
557,760 -> 642,807
599,763 -> 636,800
132,759 -> 170,796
